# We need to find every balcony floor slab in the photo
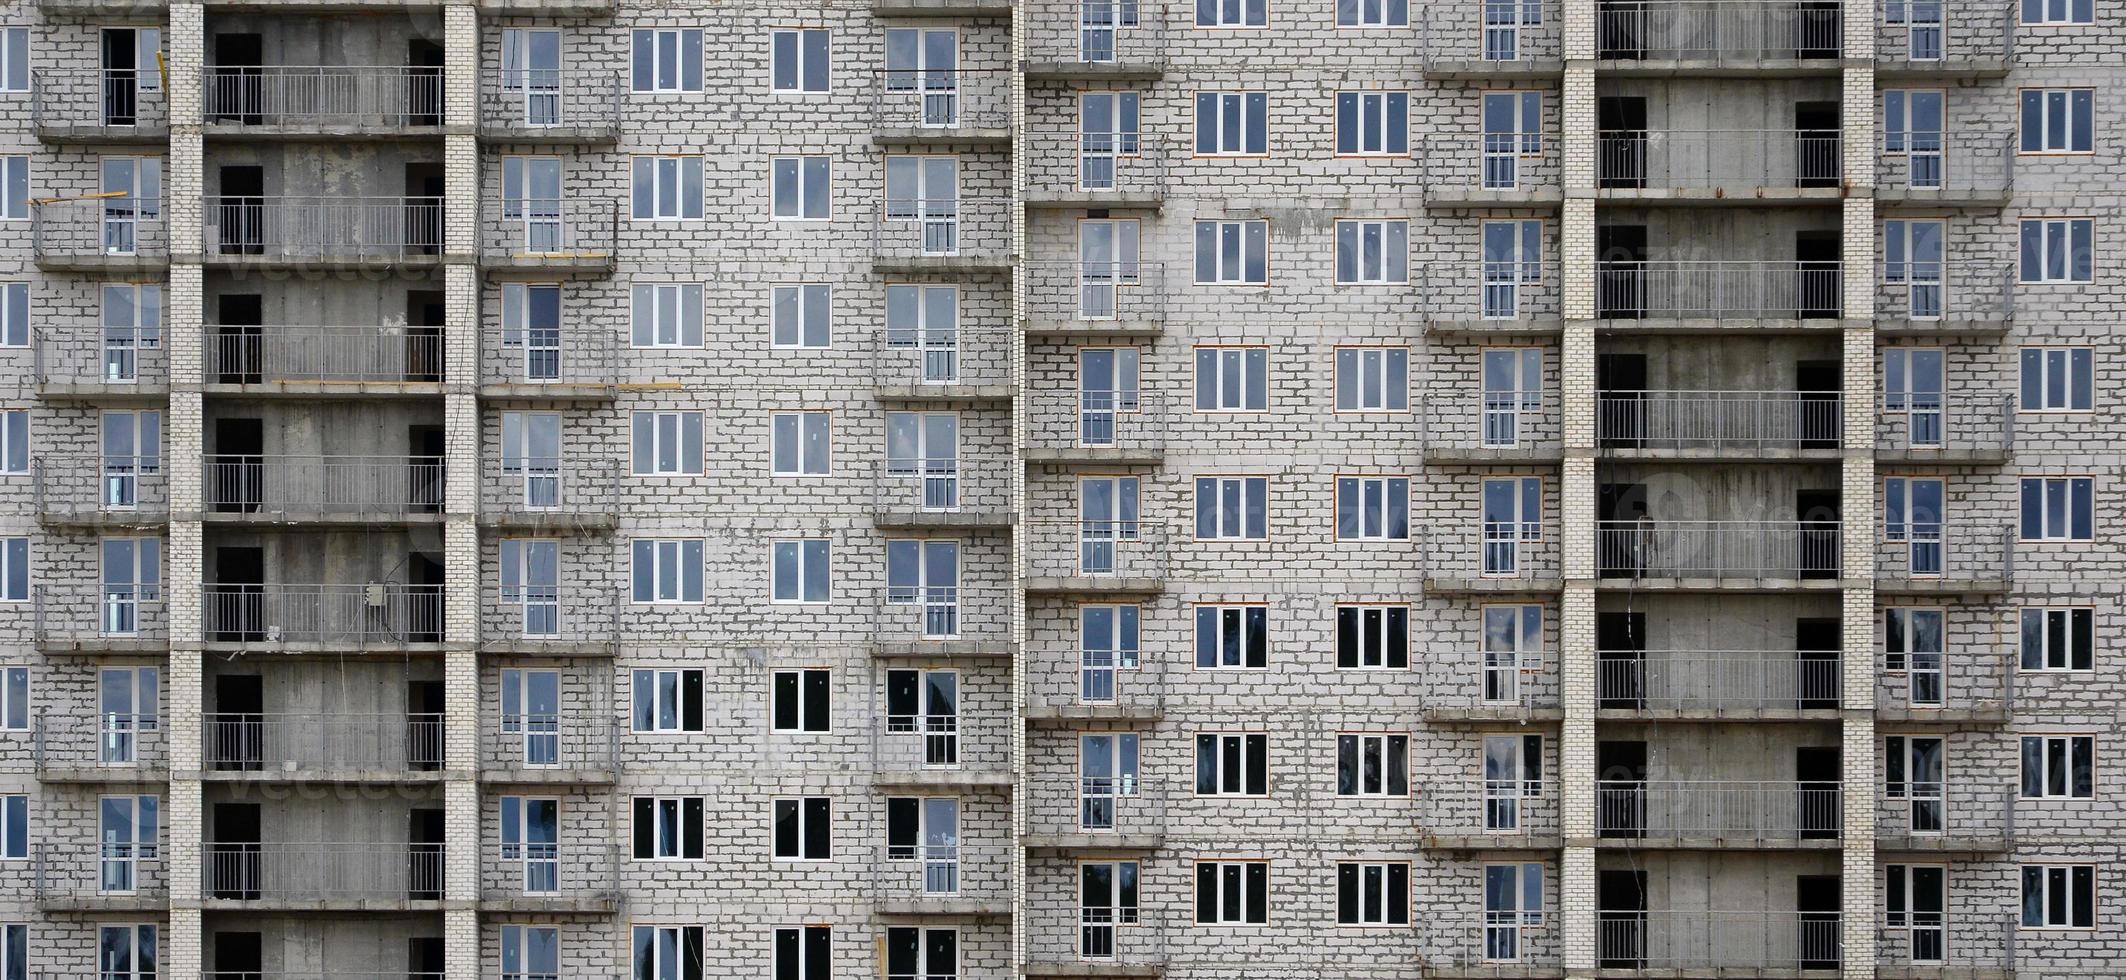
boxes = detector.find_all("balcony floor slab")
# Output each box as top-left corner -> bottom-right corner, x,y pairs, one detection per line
871,768 -> 1015,791
873,254 -> 1014,276
1426,318 -> 1565,337
1590,576 -> 1850,593
36,766 -> 169,784
869,639 -> 1012,659
1023,833 -> 1164,852
1024,191 -> 1166,210
873,127 -> 1012,147
479,512 -> 618,533
1426,188 -> 1565,208
1593,187 -> 1846,206
1024,63 -> 1165,82
871,509 -> 1015,531
1594,707 -> 1843,724
482,639 -> 617,657
1425,58 -> 1565,80
1024,448 -> 1164,466
479,894 -> 622,914
1874,317 -> 2010,337
875,897 -> 1011,916
1423,707 -> 1564,725
38,511 -> 171,530
38,894 -> 167,913
1425,576 -> 1564,596
193,510 -> 447,527
1588,836 -> 1844,851
36,382 -> 170,402
872,383 -> 1014,403
1591,56 -> 1850,76
1022,959 -> 1166,979
476,124 -> 619,145
35,255 -> 169,275
1024,701 -> 1162,725
1424,834 -> 1564,852
197,898 -> 470,913
1875,833 -> 2010,855
196,767 -> 458,784
1425,447 -> 1567,465
1874,707 -> 2010,726
200,123 -> 462,141
479,767 -> 618,786
1024,319 -> 1165,339
477,383 -> 620,402
1022,576 -> 1165,597
39,637 -> 168,656
199,381 -> 449,399
1874,577 -> 2013,598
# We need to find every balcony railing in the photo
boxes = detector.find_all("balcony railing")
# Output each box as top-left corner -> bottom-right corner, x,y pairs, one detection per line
1878,915 -> 2018,976
1875,0 -> 2016,64
483,842 -> 619,904
869,196 -> 1011,263
32,324 -> 167,388
1597,260 -> 1843,320
1023,261 -> 1168,324
1877,783 -> 2014,843
1419,133 -> 1561,196
32,69 -> 168,135
482,458 -> 622,521
202,584 -> 445,646
1875,523 -> 2014,584
1597,129 -> 1842,189
202,66 -> 444,127
34,585 -> 168,645
34,842 -> 164,903
483,586 -> 618,646
203,196 -> 442,262
204,842 -> 444,904
872,323 -> 1009,390
1028,390 -> 1168,455
1418,779 -> 1561,839
34,457 -> 169,522
1877,132 -> 2015,196
1596,0 -> 1845,61
1878,263 -> 2015,323
201,712 -> 443,773
1024,0 -> 1171,66
1597,910 -> 1842,972
1597,780 -> 1841,841
204,454 -> 443,516
872,842 -> 1012,906
480,324 -> 619,389
1031,897 -> 1168,967
1598,390 -> 1843,452
1421,649 -> 1557,714
477,69 -> 622,137
1422,521 -> 1560,583
1422,0 -> 1562,64
870,69 -> 1010,133
1597,652 -> 1841,712
1423,260 -> 1560,322
1024,520 -> 1170,583
1597,520 -> 1842,579
1877,650 -> 2012,715
482,705 -> 617,772
1877,393 -> 2013,455
1035,779 -> 1167,839
1422,914 -> 1563,973
33,199 -> 166,262
1025,131 -> 1173,200
874,456 -> 1009,519
871,586 -> 1012,650
874,701 -> 1009,776
1424,390 -> 1560,455
203,325 -> 444,385
479,199 -> 618,264
33,709 -> 163,773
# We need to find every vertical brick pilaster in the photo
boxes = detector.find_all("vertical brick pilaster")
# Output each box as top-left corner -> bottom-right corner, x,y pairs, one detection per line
1560,197 -> 1596,321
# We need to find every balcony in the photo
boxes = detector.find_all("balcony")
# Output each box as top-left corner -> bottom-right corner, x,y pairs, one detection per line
1874,523 -> 2014,596
31,323 -> 167,396
34,458 -> 168,527
1026,390 -> 1167,463
1024,0 -> 1169,77
203,842 -> 445,909
1024,131 -> 1171,207
1596,780 -> 1841,847
1026,655 -> 1167,724
1023,520 -> 1169,595
1423,390 -> 1561,462
1877,263 -> 2015,331
1597,389 -> 1843,458
482,586 -> 619,655
1419,649 -> 1560,723
33,585 -> 168,653
32,199 -> 166,273
1025,903 -> 1167,978
1421,260 -> 1562,328
1877,784 -> 2014,853
1421,0 -> 1563,74
481,842 -> 620,912
477,69 -> 622,143
872,842 -> 1012,915
203,584 -> 445,650
480,458 -> 622,530
34,843 -> 165,912
1875,0 -> 2016,75
872,586 -> 1012,657
1876,650 -> 2012,723
203,325 -> 445,392
870,69 -> 1010,144
868,196 -> 1012,273
1595,0 -> 1845,67
1877,393 -> 2013,462
1418,779 -> 1561,849
873,456 -> 1012,529
871,323 -> 1011,399
1025,780 -> 1166,849
32,69 -> 167,142
480,702 -> 617,782
1596,129 -> 1843,201
200,712 -> 445,779
479,323 -> 620,398
32,710 -> 164,782
202,454 -> 444,522
200,66 -> 445,135
1421,522 -> 1561,593
1419,133 -> 1563,205
873,701 -> 1011,789
1596,260 -> 1843,324
1596,520 -> 1842,585
1876,132 -> 2016,204
201,196 -> 443,266
1596,911 -> 1842,973
478,199 -> 619,274
1596,651 -> 1841,719
1421,916 -> 1563,977
1022,261 -> 1168,335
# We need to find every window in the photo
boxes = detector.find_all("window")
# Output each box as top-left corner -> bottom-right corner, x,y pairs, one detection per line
1081,606 -> 1141,703
631,28 -> 704,92
773,926 -> 831,980
772,540 -> 831,603
1883,348 -> 1946,447
1883,90 -> 1946,189
772,668 -> 831,732
1480,92 -> 1544,188
96,796 -> 155,894
1337,476 -> 1410,541
1481,220 -> 1543,319
771,412 -> 831,476
0,284 -> 24,348
500,283 -> 561,383
97,925 -> 154,980
1883,608 -> 1947,708
499,797 -> 560,894
0,539 -> 26,602
771,156 -> 831,220
1194,220 -> 1269,284
630,283 -> 704,347
2022,865 -> 2096,928
2020,89 -> 2094,153
1194,733 -> 1268,795
2019,477 -> 2094,541
1335,92 -> 1408,156
633,926 -> 704,980
885,927 -> 956,980
630,156 -> 704,220
632,668 -> 705,733
1193,347 -> 1268,411
1485,734 -> 1543,832
1883,477 -> 1946,575
2022,0 -> 2092,22
631,797 -> 705,860
0,157 -> 24,222
772,797 -> 831,859
2021,734 -> 2094,799
2019,218 -> 2093,283
1882,219 -> 1944,319
630,411 -> 703,476
1337,863 -> 1410,926
886,285 -> 960,384
1195,476 -> 1268,540
772,285 -> 831,349
0,667 -> 22,731
1195,0 -> 1265,27
1337,733 -> 1408,796
1481,477 -> 1542,575
1884,865 -> 1947,964
0,29 -> 24,94
1336,0 -> 1406,27
2020,348 -> 2094,412
1194,861 -> 1269,923
1484,864 -> 1544,961
630,538 -> 705,603
0,796 -> 21,858
1482,605 -> 1545,700
886,540 -> 959,624
1193,93 -> 1268,154
771,29 -> 830,93
1333,219 -> 1408,284
0,924 -> 21,980
1335,348 -> 1408,411
0,411 -> 24,475
1337,605 -> 1408,669
501,925 -> 560,980
1194,605 -> 1267,669
2021,607 -> 2094,672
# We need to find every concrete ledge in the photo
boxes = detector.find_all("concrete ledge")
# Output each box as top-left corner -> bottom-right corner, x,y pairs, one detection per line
479,767 -> 618,786
194,510 -> 445,527
35,124 -> 170,144
199,381 -> 449,399
478,383 -> 619,401
1024,319 -> 1164,339
1875,833 -> 2010,855
35,254 -> 169,274
482,639 -> 618,657
1422,706 -> 1564,725
1024,701 -> 1162,724
870,768 -> 1015,791
34,382 -> 171,401
1875,187 -> 2011,208
35,510 -> 171,530
1875,447 -> 2011,465
479,253 -> 616,277
38,894 -> 168,913
479,893 -> 622,914
1023,959 -> 1166,978
1424,447 -> 1568,465
873,254 -> 1014,276
1874,58 -> 2011,81
1024,191 -> 1166,210
476,124 -> 619,145
869,639 -> 1012,659
871,0 -> 1011,14
1593,315 -> 1847,335
1874,706 -> 2010,726
1023,833 -> 1164,852
1594,186 -> 1848,206
873,127 -> 1012,147
1022,576 -> 1164,597
874,897 -> 1012,916
1426,188 -> 1565,208
870,509 -> 1015,531
479,511 -> 618,534
1874,577 -> 2013,598
1425,318 -> 1564,337
1598,447 -> 1845,463
1588,836 -> 1843,851
1874,317 -> 2010,337
35,766 -> 169,784
1023,448 -> 1164,466
38,637 -> 168,656
1591,576 -> 1847,593
1594,707 -> 1842,724
197,767 -> 459,784
872,384 -> 1015,403
1591,56 -> 1851,77
1424,834 -> 1564,851
1425,58 -> 1564,80
1024,62 -> 1165,82
196,897 -> 472,912
1422,964 -> 1567,979
201,123 -> 466,140
1424,576 -> 1564,595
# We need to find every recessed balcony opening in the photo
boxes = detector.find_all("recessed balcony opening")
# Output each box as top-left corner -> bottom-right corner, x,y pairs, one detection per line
1596,212 -> 1844,322
202,794 -> 447,908
202,527 -> 445,648
199,14 -> 446,133
1596,462 -> 1845,581
1596,856 -> 1845,973
200,659 -> 445,775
